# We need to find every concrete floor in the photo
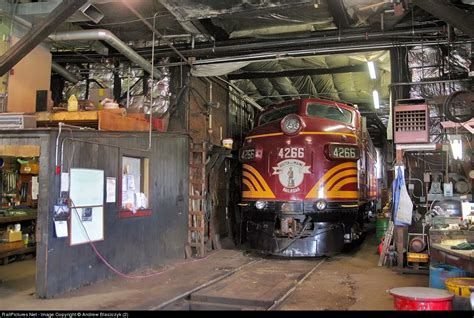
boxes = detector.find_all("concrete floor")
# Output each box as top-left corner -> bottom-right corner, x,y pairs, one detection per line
0,232 -> 428,310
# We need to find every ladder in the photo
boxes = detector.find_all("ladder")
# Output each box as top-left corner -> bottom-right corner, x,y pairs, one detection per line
378,220 -> 394,267
187,142 -> 207,258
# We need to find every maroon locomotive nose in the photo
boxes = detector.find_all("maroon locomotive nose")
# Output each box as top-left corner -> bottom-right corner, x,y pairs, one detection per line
240,98 -> 378,257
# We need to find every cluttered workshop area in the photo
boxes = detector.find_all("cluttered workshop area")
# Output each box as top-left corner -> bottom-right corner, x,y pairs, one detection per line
0,0 -> 473,312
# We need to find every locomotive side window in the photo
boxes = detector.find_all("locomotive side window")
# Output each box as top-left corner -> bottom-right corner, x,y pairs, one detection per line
259,104 -> 299,125
307,103 -> 352,124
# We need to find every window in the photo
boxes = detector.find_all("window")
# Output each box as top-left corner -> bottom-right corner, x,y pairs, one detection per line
259,104 -> 299,125
307,103 -> 352,124
119,156 -> 150,218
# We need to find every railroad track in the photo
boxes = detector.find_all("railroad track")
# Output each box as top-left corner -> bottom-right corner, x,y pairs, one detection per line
151,256 -> 327,311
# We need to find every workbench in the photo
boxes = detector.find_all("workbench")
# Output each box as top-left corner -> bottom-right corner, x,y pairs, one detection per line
431,243 -> 474,273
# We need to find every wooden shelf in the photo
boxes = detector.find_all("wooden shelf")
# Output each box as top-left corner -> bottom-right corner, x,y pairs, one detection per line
0,246 -> 35,264
36,110 -> 151,131
0,214 -> 37,224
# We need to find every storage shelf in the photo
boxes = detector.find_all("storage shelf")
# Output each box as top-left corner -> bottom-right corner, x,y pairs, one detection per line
0,246 -> 35,262
0,214 -> 37,224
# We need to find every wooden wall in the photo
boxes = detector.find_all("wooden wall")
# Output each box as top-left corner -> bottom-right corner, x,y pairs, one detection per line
5,36 -> 52,113
188,77 -> 228,145
0,130 -> 188,298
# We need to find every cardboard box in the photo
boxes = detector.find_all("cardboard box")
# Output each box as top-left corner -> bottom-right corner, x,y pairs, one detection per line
0,241 -> 24,253
20,162 -> 39,174
89,88 -> 112,105
6,230 -> 22,242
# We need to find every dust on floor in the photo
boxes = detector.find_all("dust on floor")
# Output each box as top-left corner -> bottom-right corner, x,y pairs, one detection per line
278,234 -> 428,310
0,234 -> 427,310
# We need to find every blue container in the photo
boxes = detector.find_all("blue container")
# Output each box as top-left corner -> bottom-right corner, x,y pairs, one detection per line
430,264 -> 467,289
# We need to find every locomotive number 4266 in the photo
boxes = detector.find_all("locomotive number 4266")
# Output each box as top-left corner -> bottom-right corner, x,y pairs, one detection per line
278,147 -> 304,159
329,144 -> 360,160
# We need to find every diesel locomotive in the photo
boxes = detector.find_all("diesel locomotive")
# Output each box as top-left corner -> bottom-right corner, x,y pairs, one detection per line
239,98 -> 378,257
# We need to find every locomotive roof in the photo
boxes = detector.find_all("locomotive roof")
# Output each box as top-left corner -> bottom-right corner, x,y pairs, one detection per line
262,98 -> 358,113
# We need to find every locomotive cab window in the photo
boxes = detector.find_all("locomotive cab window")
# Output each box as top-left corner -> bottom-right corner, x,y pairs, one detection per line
259,104 -> 299,125
307,103 -> 352,125
120,156 -> 150,216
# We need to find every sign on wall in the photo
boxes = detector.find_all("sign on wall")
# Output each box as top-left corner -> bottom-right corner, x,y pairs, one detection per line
69,168 -> 104,246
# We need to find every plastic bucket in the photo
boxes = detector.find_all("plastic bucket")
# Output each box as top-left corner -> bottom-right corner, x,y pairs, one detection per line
445,277 -> 474,297
375,217 -> 389,243
430,264 -> 467,289
390,287 -> 454,311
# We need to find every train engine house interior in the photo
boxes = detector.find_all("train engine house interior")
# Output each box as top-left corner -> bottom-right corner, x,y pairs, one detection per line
0,0 -> 473,312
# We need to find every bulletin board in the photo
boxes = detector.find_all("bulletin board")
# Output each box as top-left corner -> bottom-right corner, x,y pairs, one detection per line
69,168 -> 104,207
69,168 -> 104,246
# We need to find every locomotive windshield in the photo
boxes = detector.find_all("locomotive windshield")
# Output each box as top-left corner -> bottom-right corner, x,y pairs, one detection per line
307,103 -> 352,125
259,104 -> 299,125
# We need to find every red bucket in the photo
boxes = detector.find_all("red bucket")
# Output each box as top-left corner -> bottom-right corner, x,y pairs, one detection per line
389,287 -> 454,311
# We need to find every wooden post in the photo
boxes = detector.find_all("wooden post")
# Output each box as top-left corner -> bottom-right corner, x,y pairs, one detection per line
394,147 -> 407,268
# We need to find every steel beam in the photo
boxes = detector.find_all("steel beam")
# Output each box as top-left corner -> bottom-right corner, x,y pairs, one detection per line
228,64 -> 367,80
413,0 -> 474,38
327,0 -> 353,29
158,0 -> 205,35
0,0 -> 87,77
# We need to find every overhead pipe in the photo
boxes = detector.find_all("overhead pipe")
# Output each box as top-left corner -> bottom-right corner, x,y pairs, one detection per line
396,144 -> 443,152
49,29 -> 162,79
139,26 -> 446,59
52,61 -> 80,83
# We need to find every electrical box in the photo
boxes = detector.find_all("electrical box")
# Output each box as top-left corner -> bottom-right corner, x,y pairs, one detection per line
443,182 -> 453,197
394,99 -> 429,144
408,183 -> 414,190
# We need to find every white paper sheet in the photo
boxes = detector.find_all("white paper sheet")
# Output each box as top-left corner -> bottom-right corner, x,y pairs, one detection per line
54,220 -> 68,238
70,206 -> 104,245
69,169 -> 104,207
61,172 -> 69,192
122,175 -> 128,191
127,174 -> 135,191
31,176 -> 39,200
106,177 -> 116,203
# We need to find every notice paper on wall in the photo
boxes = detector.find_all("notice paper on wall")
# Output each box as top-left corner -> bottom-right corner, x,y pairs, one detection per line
106,177 -> 116,203
61,172 -> 69,192
69,169 -> 104,207
54,220 -> 68,238
31,176 -> 39,200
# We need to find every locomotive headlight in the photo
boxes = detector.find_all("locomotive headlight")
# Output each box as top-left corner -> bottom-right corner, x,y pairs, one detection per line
255,201 -> 267,210
314,200 -> 327,211
281,114 -> 304,135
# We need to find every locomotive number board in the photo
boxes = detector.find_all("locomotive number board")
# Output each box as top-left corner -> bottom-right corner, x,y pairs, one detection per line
329,144 -> 360,160
240,148 -> 255,161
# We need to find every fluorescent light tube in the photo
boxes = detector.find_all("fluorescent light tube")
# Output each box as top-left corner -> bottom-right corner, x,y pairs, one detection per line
373,90 -> 380,109
368,61 -> 376,79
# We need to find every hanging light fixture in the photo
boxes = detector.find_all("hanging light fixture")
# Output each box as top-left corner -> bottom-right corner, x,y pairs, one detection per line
367,61 -> 376,79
